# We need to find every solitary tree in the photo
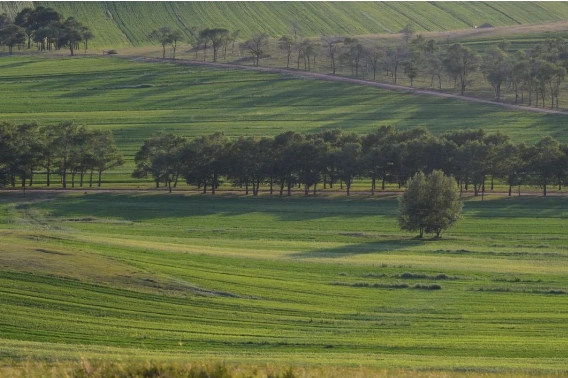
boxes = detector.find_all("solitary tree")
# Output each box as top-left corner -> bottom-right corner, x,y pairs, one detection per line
398,170 -> 463,238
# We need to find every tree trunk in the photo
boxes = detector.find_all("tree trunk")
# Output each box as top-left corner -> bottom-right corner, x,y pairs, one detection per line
98,170 -> 103,187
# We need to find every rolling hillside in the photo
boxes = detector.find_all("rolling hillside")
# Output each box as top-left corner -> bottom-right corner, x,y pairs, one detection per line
1,2 -> 567,48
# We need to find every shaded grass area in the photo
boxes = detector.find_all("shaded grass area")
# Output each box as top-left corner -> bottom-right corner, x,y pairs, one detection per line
1,192 -> 568,372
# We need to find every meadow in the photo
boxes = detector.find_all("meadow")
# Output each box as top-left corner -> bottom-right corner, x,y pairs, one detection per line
19,2 -> 568,48
1,191 -> 568,376
1,55 -> 568,187
2,3 -> 568,377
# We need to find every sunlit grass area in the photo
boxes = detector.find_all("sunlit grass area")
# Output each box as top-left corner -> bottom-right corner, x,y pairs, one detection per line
1,192 -> 568,374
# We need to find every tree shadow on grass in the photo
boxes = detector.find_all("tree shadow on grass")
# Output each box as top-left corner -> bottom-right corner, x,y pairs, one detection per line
26,192 -> 399,223
292,239 -> 423,259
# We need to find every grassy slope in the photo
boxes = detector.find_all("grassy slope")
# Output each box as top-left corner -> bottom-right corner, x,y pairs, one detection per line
1,192 -> 568,372
0,1 -> 32,19
1,55 -> 567,185
16,2 -> 568,48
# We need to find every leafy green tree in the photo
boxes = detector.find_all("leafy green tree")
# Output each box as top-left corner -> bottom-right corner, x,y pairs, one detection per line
52,121 -> 83,189
335,142 -> 363,196
340,37 -> 365,76
150,27 -> 174,59
272,131 -> 303,196
481,46 -> 510,101
321,34 -> 341,74
242,34 -> 268,66
279,35 -> 294,68
207,28 -> 229,62
0,13 -> 9,30
60,17 -> 88,56
14,6 -> 61,49
14,7 -> 33,48
0,24 -> 26,55
398,170 -> 463,238
527,136 -> 564,196
225,136 -> 263,195
81,25 -> 94,53
293,138 -> 327,195
495,142 -> 527,196
366,45 -> 383,81
133,132 -> 188,192
182,132 -> 229,194
383,42 -> 408,84
90,130 -> 124,187
362,126 -> 398,193
443,44 -> 480,95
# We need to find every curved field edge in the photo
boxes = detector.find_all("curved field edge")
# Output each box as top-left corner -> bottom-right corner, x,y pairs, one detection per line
1,192 -> 568,372
0,2 -> 566,48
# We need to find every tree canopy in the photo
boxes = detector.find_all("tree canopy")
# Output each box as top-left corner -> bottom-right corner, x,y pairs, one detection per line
398,170 -> 463,238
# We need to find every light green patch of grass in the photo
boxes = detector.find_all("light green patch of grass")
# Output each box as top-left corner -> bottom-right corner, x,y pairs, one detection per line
1,192 -> 568,372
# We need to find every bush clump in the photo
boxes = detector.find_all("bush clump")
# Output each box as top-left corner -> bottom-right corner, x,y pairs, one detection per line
413,284 -> 442,290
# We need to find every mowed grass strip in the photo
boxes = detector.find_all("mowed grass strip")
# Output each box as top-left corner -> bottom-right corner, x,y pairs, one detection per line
1,192 -> 568,371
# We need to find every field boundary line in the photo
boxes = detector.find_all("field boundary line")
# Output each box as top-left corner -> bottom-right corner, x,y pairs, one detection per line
124,56 -> 568,117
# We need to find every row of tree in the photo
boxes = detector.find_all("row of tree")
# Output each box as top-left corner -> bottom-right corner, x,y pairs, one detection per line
149,21 -> 568,108
0,6 -> 93,55
0,122 -> 123,192
133,127 -> 568,197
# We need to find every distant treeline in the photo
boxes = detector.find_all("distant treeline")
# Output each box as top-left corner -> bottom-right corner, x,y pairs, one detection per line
133,127 -> 568,197
150,23 -> 568,109
0,122 -> 123,190
0,6 -> 93,55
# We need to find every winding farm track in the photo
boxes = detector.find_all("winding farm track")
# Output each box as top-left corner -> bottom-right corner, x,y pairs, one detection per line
127,56 -> 568,117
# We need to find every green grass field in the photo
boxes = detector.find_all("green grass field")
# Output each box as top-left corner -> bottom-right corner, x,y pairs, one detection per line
1,192 -> 568,375
2,4 -> 568,376
13,2 -> 568,49
1,55 -> 568,187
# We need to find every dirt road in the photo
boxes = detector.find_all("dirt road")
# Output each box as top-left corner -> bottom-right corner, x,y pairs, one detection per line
128,56 -> 568,117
